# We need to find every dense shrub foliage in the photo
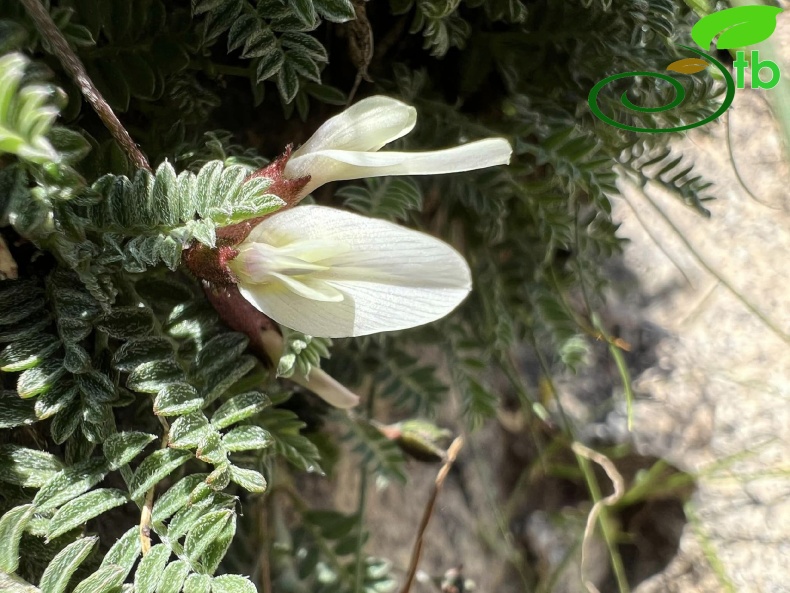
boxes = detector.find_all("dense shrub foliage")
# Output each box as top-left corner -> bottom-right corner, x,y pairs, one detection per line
0,0 -> 720,591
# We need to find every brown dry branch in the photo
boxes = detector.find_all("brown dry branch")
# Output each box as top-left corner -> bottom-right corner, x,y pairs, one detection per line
345,0 -> 374,106
19,0 -> 152,172
399,436 -> 464,593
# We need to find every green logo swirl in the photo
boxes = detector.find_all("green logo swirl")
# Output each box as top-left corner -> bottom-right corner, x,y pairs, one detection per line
588,46 -> 735,133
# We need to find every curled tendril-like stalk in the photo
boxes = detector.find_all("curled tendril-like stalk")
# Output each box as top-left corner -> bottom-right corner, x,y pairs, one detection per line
588,46 -> 736,134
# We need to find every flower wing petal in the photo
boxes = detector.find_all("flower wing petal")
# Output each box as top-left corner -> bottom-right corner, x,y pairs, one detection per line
237,205 -> 472,337
290,96 -> 416,157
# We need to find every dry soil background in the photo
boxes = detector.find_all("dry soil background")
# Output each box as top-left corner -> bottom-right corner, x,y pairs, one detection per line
313,21 -> 790,593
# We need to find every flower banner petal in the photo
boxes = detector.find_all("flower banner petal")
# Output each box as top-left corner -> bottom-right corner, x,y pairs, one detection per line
290,96 -> 416,157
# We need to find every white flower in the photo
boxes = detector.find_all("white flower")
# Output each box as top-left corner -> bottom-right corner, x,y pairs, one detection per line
228,96 -> 512,338
229,205 -> 473,338
283,95 -> 512,199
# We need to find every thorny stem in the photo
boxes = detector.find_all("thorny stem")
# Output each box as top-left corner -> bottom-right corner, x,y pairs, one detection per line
399,437 -> 464,593
19,0 -> 152,172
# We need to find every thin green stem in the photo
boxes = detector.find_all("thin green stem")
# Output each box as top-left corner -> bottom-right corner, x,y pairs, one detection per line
685,503 -> 736,593
630,178 -> 790,345
725,108 -> 782,211
576,453 -> 630,593
617,192 -> 696,287
591,314 -> 635,430
729,0 -> 790,159
527,333 -> 572,434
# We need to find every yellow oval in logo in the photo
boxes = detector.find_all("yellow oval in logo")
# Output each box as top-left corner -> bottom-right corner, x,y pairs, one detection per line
666,57 -> 710,74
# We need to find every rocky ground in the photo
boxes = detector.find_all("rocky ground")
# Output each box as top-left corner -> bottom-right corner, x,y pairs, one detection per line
620,76 -> 790,593
313,22 -> 790,593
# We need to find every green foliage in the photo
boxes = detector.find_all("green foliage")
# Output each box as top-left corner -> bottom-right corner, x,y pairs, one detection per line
275,328 -> 331,379
337,176 -> 422,222
194,0 -> 348,104
278,509 -> 396,593
0,0 -> 723,590
340,415 -> 407,484
0,53 -> 58,164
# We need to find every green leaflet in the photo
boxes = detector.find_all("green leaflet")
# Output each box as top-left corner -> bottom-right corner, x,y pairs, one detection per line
47,488 -> 129,539
211,391 -> 271,430
156,560 -> 190,593
228,465 -> 267,493
198,512 -> 236,574
103,431 -> 158,470
0,332 -> 61,372
0,572 -> 41,593
129,449 -> 192,500
100,526 -> 141,580
192,332 -> 249,381
127,359 -> 185,394
183,509 -> 233,564
16,357 -> 66,398
72,564 -> 126,593
200,354 -> 257,405
169,412 -> 213,449
133,543 -> 171,593
0,391 -> 36,429
166,492 -> 236,543
183,573 -> 212,593
0,444 -> 65,488
151,473 -> 209,524
0,53 -> 58,163
210,574 -> 258,593
39,537 -> 99,593
222,425 -> 274,452
0,504 -> 34,572
33,457 -> 110,511
154,383 -> 204,417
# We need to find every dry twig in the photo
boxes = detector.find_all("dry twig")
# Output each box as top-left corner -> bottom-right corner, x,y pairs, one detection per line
572,442 -> 626,593
399,436 -> 464,593
19,0 -> 152,172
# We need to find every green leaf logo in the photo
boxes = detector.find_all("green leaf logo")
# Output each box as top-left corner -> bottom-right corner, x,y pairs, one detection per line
692,5 -> 784,50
